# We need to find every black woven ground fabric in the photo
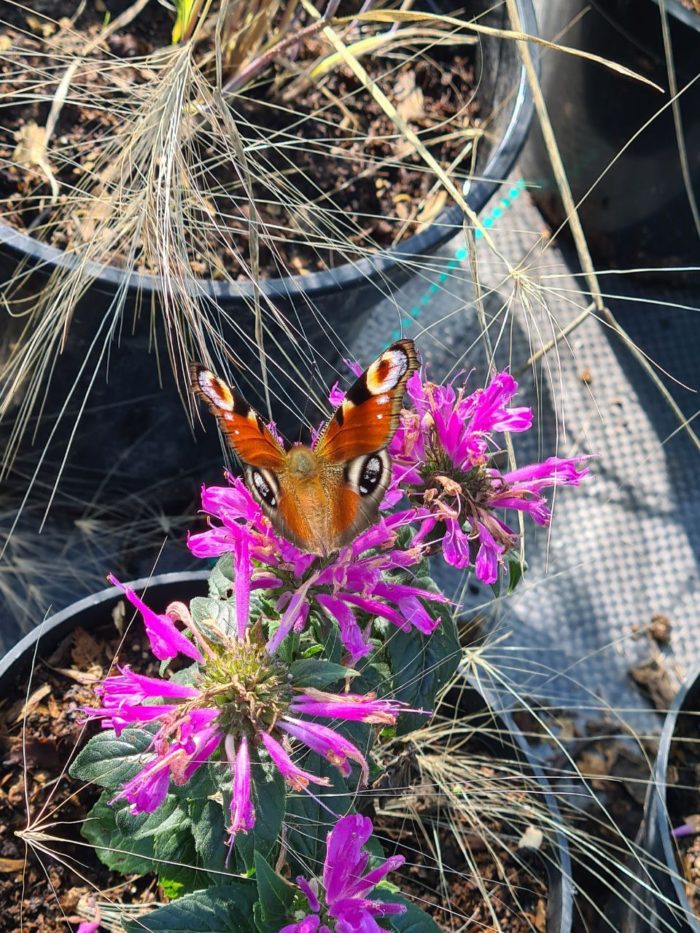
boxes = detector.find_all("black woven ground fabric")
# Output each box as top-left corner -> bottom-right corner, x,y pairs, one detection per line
354,175 -> 700,728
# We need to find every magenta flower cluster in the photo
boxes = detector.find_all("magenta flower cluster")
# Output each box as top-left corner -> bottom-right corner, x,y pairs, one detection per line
188,478 -> 447,663
387,371 -> 589,583
87,577 -> 408,844
281,814 -> 406,933
80,361 -> 588,933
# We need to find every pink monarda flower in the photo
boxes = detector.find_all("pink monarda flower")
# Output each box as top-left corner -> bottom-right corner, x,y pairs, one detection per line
388,371 -> 590,584
188,476 -> 448,663
280,813 -> 406,933
88,578 -> 410,845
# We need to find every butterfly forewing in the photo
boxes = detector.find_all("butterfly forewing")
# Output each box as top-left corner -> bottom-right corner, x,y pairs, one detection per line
190,365 -> 286,471
313,339 -> 419,463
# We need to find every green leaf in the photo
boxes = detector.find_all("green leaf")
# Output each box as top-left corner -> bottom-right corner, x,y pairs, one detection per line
115,794 -> 184,840
190,797 -> 230,880
253,852 -> 296,931
81,793 -> 157,875
386,598 -> 460,735
286,757 -> 350,874
69,727 -> 155,788
191,595 -> 236,641
373,889 -> 443,932
506,550 -> 527,594
234,756 -> 286,870
124,883 -> 258,932
160,878 -> 186,899
209,554 -> 234,599
288,658 -> 358,689
153,817 -> 204,893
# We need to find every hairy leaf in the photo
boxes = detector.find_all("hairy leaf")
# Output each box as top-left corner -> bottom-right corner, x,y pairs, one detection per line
253,852 -> 296,931
69,727 -> 155,788
288,658 -> 357,689
386,596 -> 459,734
124,883 -> 258,932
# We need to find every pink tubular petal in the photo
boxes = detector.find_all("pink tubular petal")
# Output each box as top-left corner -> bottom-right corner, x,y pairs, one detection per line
315,594 -> 372,663
489,494 -> 551,525
279,718 -> 369,783
107,705 -> 176,736
107,575 -> 203,663
76,921 -> 101,933
266,584 -> 312,655
352,854 -> 406,897
226,735 -> 256,834
323,813 -> 373,905
99,667 -> 200,704
336,593 -> 406,630
186,527 -> 234,558
398,595 -> 441,635
501,455 -> 590,488
260,732 -> 330,791
279,916 -> 321,933
297,876 -> 321,913
235,533 -> 251,639
113,756 -> 171,814
474,521 -> 503,585
290,691 -> 402,725
442,517 -> 471,569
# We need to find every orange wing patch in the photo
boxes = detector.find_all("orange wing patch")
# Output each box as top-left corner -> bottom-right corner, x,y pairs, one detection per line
190,364 -> 286,471
314,339 -> 418,463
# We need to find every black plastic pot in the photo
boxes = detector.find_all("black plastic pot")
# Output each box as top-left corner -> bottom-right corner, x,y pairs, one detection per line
0,570 -> 572,932
624,665 -> 700,932
0,0 -> 537,508
0,571 -> 209,689
522,0 -> 700,277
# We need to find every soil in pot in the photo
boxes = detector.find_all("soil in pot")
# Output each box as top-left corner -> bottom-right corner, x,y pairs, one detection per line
0,2 -> 480,278
0,619 -> 171,931
666,696 -> 700,922
372,746 -> 553,931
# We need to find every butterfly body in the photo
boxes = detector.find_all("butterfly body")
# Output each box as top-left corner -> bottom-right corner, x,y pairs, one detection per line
192,340 -> 418,555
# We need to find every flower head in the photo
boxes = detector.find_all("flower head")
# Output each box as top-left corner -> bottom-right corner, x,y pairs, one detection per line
389,370 -> 589,584
188,476 -> 448,662
87,579 -> 410,845
281,814 -> 406,933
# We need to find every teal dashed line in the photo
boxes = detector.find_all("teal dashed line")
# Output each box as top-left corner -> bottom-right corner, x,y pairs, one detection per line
391,178 -> 524,338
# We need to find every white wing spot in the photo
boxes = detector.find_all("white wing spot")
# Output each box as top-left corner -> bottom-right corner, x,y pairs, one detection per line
370,351 -> 409,394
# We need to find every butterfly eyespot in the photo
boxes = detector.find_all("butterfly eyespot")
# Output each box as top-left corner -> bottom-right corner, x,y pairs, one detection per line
248,467 -> 278,509
358,454 -> 384,496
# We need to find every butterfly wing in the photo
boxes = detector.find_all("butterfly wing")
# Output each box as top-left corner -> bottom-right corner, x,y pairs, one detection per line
314,339 -> 418,463
190,365 -> 286,471
313,339 -> 418,550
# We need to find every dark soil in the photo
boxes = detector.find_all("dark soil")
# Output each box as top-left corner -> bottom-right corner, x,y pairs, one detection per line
0,619 -> 162,932
667,697 -> 700,920
372,750 -> 550,932
0,2 -> 479,277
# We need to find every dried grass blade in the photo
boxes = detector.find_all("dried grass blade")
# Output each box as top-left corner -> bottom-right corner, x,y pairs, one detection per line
346,10 -> 664,92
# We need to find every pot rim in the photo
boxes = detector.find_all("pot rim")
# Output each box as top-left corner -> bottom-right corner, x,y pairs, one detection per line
0,571 -> 210,686
0,0 -> 537,301
0,567 -> 573,931
651,663 -> 700,931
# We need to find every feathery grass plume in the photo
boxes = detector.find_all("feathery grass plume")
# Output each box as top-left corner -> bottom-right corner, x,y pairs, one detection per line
0,0 -> 484,510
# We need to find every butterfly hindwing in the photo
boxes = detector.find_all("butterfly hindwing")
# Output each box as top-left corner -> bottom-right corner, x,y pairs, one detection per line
314,339 -> 419,463
190,365 -> 286,471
